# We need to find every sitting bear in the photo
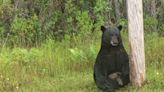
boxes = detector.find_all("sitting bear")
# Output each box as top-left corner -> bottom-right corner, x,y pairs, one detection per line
94,25 -> 130,92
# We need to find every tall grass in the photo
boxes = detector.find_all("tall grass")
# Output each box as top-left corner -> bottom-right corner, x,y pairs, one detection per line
0,31 -> 164,92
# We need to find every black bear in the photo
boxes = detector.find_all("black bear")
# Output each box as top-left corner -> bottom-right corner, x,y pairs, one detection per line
94,25 -> 130,92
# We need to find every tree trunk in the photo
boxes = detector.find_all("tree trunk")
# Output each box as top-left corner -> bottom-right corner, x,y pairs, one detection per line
150,0 -> 157,31
127,0 -> 145,87
113,0 -> 120,23
150,0 -> 156,17
104,0 -> 112,26
122,0 -> 127,19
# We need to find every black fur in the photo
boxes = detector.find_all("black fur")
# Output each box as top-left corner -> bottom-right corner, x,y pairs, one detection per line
94,25 -> 130,92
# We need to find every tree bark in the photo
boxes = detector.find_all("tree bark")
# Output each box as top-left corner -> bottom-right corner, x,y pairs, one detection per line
150,0 -> 156,17
150,0 -> 157,31
104,0 -> 112,26
113,0 -> 120,23
127,0 -> 145,87
123,0 -> 127,19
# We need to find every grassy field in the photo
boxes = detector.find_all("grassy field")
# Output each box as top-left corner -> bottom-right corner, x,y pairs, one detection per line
0,31 -> 164,92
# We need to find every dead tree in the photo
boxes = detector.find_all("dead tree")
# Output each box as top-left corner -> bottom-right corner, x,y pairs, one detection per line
127,0 -> 146,87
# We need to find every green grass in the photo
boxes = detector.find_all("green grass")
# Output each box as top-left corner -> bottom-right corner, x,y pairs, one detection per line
0,32 -> 164,92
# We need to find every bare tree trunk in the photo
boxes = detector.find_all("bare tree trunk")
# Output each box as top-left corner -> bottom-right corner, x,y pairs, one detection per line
150,0 -> 156,17
13,0 -> 20,10
145,0 -> 157,31
123,0 -> 127,19
113,0 -> 120,23
104,0 -> 112,27
150,0 -> 157,31
127,0 -> 145,87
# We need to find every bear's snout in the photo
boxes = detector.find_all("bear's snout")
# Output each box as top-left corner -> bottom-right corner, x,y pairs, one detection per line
111,36 -> 119,46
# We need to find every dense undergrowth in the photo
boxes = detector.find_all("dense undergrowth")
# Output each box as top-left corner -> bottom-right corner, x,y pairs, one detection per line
0,31 -> 164,92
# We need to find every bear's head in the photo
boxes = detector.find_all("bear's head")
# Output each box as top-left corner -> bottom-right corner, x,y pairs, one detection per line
101,25 -> 122,47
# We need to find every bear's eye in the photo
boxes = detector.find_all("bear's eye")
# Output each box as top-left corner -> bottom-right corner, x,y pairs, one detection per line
111,34 -> 114,36
115,34 -> 118,36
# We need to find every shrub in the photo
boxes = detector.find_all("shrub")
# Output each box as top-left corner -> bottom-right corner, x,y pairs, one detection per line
10,14 -> 41,47
144,15 -> 158,31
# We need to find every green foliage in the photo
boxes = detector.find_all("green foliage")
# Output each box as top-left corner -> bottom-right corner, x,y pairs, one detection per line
0,0 -> 11,5
119,18 -> 128,28
0,32 -> 164,92
159,23 -> 164,32
144,15 -> 158,31
76,11 -> 93,34
69,44 -> 97,63
11,48 -> 42,65
94,0 -> 109,13
161,0 -> 164,3
144,16 -> 158,26
0,26 -> 5,34
0,4 -> 13,21
10,14 -> 41,47
94,0 -> 108,28
69,48 -> 87,62
0,0 -> 163,47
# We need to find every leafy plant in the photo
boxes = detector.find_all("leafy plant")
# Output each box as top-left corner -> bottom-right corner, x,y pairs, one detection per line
144,15 -> 158,31
10,14 -> 41,47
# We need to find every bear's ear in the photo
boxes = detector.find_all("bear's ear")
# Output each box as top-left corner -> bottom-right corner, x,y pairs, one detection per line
117,25 -> 122,31
101,26 -> 106,32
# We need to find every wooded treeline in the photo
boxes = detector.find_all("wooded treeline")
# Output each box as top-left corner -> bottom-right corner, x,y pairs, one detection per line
0,0 -> 164,47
